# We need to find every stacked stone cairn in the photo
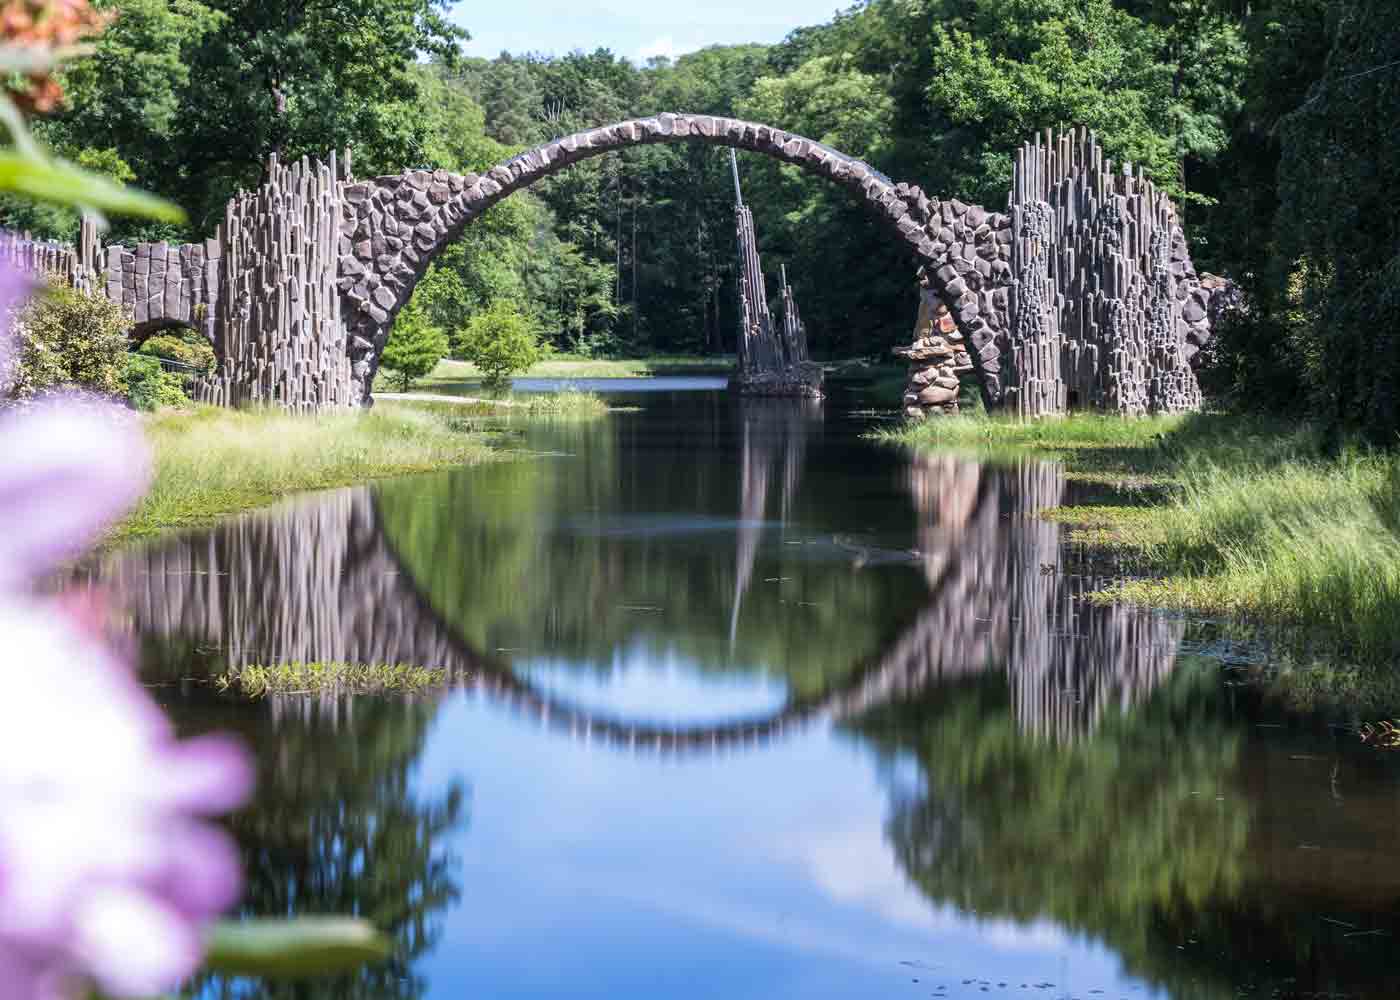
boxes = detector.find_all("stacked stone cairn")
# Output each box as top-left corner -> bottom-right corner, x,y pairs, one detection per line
730,151 -> 823,398
895,279 -> 975,416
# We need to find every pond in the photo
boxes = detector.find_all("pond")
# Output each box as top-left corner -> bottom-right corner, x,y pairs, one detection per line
80,381 -> 1400,998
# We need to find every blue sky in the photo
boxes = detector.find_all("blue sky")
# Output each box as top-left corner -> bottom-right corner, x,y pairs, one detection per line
449,0 -> 847,64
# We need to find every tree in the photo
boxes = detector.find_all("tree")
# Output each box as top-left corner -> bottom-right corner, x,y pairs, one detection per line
43,0 -> 469,235
1270,0 -> 1400,442
378,298 -> 448,392
455,300 -> 540,392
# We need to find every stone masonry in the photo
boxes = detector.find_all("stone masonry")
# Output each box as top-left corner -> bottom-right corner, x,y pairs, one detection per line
6,116 -> 1225,416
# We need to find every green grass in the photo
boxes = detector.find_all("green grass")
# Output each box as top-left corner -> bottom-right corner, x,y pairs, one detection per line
879,411 -> 1400,665
1104,448 -> 1400,664
216,661 -> 448,697
421,354 -> 735,386
514,390 -> 610,418
111,403 -> 498,543
383,390 -> 611,419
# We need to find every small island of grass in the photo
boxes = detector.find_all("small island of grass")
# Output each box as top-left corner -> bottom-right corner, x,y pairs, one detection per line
217,661 -> 450,698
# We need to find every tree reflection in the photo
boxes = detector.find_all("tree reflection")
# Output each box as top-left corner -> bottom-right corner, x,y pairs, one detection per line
855,663 -> 1247,998
374,397 -> 931,698
199,696 -> 465,1000
841,451 -> 1260,998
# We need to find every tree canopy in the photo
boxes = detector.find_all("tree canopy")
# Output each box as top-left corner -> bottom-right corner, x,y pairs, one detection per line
8,0 -> 1399,437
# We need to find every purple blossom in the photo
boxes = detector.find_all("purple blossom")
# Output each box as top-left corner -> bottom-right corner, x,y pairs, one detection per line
0,279 -> 253,998
0,264 -> 33,397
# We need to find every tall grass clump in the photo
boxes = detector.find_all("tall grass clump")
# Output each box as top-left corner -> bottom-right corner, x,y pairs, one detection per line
217,661 -> 448,697
113,403 -> 495,542
875,410 -> 1191,453
881,409 -> 1400,660
1116,449 -> 1400,662
518,390 -> 610,418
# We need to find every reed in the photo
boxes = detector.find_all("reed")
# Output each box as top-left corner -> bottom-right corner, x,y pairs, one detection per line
882,411 -> 1400,664
1106,449 -> 1400,663
217,661 -> 448,697
111,403 -> 497,543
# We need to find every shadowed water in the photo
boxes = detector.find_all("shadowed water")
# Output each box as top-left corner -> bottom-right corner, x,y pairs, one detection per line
74,383 -> 1400,998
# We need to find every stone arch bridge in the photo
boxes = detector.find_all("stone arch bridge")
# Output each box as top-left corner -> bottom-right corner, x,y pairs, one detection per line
9,115 -> 1220,416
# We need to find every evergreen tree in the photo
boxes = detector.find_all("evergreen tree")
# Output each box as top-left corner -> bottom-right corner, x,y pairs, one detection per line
379,299 -> 448,392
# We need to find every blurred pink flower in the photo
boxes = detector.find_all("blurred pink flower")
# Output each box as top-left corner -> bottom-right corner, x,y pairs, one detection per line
0,326 -> 253,996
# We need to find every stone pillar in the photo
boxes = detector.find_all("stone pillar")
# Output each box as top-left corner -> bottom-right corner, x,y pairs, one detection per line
896,276 -> 974,418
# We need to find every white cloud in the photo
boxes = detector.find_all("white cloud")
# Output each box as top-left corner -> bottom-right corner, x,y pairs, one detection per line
636,35 -> 701,63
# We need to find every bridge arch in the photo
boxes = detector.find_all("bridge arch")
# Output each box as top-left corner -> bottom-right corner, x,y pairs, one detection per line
335,113 -> 1011,404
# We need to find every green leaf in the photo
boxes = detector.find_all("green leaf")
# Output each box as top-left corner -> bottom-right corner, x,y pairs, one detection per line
203,917 -> 392,979
0,152 -> 185,223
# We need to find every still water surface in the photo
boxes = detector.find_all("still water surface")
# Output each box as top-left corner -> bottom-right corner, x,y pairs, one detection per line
84,383 -> 1400,998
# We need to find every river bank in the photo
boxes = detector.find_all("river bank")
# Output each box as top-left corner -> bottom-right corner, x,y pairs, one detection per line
420,354 -> 735,389
877,412 -> 1400,667
108,396 -> 601,544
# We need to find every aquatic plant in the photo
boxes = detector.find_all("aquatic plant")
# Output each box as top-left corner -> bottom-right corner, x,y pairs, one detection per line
518,389 -> 610,418
218,661 -> 449,697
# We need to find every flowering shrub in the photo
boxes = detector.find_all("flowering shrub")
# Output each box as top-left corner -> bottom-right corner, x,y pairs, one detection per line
7,281 -> 128,402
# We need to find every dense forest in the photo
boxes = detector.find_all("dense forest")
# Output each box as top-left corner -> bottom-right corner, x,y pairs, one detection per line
7,0 -> 1399,438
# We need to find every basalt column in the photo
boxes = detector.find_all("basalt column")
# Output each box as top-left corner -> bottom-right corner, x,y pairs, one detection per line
730,151 -> 823,398
1005,128 -> 1206,417
777,263 -> 809,365
194,152 -> 353,411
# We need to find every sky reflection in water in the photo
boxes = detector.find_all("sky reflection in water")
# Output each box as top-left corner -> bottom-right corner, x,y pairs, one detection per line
414,682 -> 1149,1000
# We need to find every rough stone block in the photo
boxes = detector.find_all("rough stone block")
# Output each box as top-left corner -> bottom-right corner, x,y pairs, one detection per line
917,384 -> 959,406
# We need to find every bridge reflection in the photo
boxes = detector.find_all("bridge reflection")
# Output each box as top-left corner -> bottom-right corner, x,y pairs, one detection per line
91,403 -> 1182,751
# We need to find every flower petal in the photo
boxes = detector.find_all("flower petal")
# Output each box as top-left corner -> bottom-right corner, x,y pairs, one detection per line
147,734 -> 255,815
156,822 -> 244,919
0,398 -> 150,588
70,888 -> 201,997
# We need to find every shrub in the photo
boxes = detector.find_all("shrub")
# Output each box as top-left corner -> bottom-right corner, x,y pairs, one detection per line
379,298 -> 448,392
7,282 -> 128,400
121,354 -> 189,411
455,300 -> 540,392
139,330 -> 215,373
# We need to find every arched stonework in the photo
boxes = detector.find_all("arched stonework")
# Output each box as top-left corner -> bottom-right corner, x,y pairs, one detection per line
4,117 -> 1222,415
334,113 -> 1013,405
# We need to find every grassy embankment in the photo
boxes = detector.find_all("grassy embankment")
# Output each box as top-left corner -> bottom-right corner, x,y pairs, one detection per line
110,394 -> 604,544
417,354 -> 735,391
877,412 -> 1400,668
